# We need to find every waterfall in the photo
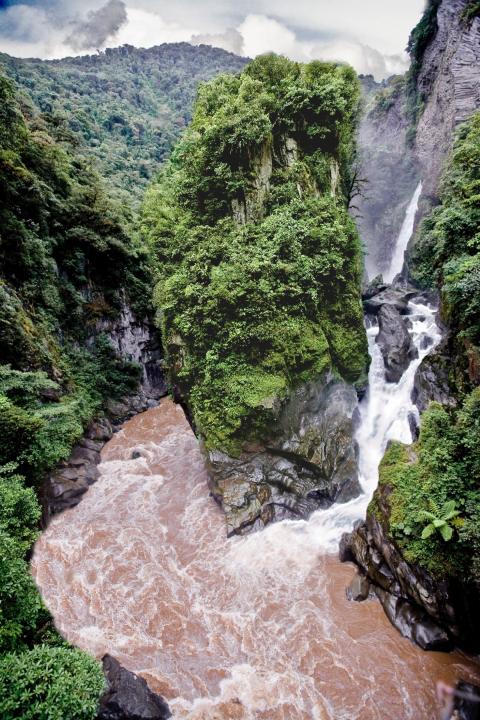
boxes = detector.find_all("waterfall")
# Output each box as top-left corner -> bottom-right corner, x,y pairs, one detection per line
383,181 -> 422,284
31,176 -> 478,719
296,298 -> 442,551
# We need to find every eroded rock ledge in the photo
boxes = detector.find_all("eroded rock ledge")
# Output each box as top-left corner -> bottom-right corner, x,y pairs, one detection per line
98,655 -> 171,720
206,373 -> 361,536
340,481 -> 480,652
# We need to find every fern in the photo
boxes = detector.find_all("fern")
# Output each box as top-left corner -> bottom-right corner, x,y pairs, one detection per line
417,500 -> 461,542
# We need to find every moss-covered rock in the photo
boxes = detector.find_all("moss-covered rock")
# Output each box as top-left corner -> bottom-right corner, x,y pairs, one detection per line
143,55 -> 368,457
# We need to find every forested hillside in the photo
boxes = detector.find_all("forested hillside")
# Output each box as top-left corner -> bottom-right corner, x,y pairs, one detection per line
1,44 -> 247,209
0,73 -> 147,716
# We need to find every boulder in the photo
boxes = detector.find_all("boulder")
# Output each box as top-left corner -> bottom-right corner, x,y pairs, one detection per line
362,275 -> 388,300
98,655 -> 171,720
412,338 -> 456,412
376,304 -> 418,383
363,287 -> 416,315
86,418 -> 114,442
453,682 -> 480,720
346,572 -> 371,601
207,373 -> 361,536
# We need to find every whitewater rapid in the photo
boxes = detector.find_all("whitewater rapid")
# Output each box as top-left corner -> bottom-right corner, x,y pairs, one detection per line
31,182 -> 480,718
305,298 -> 443,551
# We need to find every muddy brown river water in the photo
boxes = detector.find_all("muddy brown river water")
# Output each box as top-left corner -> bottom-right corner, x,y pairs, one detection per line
32,399 -> 480,719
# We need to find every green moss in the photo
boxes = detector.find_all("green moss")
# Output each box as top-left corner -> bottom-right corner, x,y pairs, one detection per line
379,393 -> 480,582
143,56 -> 367,451
411,112 -> 480,387
462,1 -> 480,23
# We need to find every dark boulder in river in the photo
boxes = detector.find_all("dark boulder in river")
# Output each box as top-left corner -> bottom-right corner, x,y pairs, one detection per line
453,681 -> 480,720
98,655 -> 171,720
376,304 -> 418,383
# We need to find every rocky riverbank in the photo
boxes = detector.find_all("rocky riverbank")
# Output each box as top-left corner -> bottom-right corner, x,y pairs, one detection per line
207,372 -> 362,536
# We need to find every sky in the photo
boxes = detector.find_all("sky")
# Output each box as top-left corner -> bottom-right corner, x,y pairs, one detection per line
0,0 -> 426,79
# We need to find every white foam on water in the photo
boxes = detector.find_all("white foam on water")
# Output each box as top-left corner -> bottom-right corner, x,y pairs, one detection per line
31,195 -> 480,717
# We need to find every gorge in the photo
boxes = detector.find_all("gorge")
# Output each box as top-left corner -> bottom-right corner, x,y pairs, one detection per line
0,0 -> 479,718
30,144 -> 480,716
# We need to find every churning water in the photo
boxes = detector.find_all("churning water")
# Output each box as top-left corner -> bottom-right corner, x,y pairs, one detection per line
32,182 -> 479,717
32,305 -> 479,719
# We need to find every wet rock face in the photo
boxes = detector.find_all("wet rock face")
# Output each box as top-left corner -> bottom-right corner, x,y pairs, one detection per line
346,571 -> 371,602
376,304 -> 418,383
207,374 -> 361,536
91,301 -> 167,401
44,418 -> 112,518
412,336 -> 457,412
340,482 -> 480,653
98,655 -> 171,720
453,682 -> 480,720
43,391 -> 163,520
362,285 -> 416,316
354,78 -> 419,281
415,0 -> 480,201
44,299 -> 168,520
375,587 -> 451,651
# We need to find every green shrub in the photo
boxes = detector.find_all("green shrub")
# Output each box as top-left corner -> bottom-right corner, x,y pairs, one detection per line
0,530 -> 43,652
0,646 -> 105,720
143,55 -> 367,453
380,389 -> 480,582
0,396 -> 43,467
0,469 -> 40,551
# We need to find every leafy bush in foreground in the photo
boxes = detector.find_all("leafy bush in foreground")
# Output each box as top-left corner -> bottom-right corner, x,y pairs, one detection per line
0,646 -> 105,720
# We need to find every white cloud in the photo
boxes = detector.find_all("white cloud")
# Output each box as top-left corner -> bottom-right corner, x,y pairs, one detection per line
66,0 -> 127,51
0,5 -> 69,58
115,8 -> 195,47
310,39 -> 409,78
0,1 -> 415,78
238,15 -> 305,60
191,28 -> 245,56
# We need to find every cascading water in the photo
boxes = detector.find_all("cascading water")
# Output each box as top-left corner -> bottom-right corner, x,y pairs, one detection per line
31,180 -> 480,718
293,298 -> 442,550
382,181 -> 422,284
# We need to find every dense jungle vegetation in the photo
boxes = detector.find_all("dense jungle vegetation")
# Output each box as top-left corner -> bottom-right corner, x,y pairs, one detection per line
1,44 -> 247,211
0,72 -> 151,717
379,112 -> 480,586
142,54 -> 368,455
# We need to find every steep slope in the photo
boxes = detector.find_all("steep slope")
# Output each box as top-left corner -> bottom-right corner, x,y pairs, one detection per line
355,76 -> 418,279
356,0 -> 480,280
343,0 -> 480,652
0,72 -> 170,716
143,55 -> 368,535
414,0 -> 480,200
0,43 -> 248,209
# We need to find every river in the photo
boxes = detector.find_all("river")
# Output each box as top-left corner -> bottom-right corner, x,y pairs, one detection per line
32,186 -> 480,718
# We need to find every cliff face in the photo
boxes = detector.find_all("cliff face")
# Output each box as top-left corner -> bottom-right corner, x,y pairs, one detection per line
355,79 -> 418,280
415,0 -> 480,200
143,56 -> 369,535
347,0 -> 480,652
356,0 -> 480,279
